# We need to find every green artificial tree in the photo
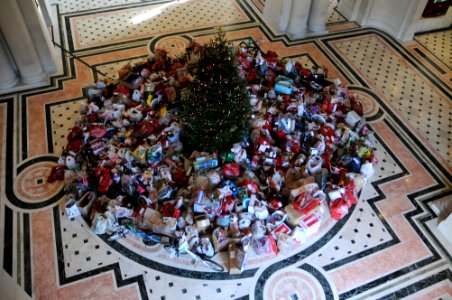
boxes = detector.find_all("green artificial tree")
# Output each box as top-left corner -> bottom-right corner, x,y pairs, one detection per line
178,27 -> 252,152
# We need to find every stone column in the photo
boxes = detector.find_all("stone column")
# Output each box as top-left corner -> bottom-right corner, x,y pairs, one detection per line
0,0 -> 47,85
286,0 -> 313,37
38,0 -> 53,27
18,0 -> 56,74
0,37 -> 19,89
307,0 -> 330,33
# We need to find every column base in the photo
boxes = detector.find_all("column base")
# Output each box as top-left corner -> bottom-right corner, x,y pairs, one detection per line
288,30 -> 308,39
307,29 -> 329,36
20,71 -> 48,85
0,76 -> 19,90
288,29 -> 330,39
0,77 -> 49,95
308,25 -> 328,33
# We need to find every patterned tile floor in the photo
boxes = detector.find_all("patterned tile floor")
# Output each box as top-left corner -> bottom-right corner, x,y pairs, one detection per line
326,0 -> 346,24
415,29 -> 452,69
0,1 -> 451,300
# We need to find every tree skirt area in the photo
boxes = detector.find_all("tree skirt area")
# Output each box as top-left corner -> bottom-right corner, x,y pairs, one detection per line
51,37 -> 377,273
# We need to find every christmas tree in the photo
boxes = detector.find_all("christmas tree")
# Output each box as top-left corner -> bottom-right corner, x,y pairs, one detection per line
178,27 -> 252,152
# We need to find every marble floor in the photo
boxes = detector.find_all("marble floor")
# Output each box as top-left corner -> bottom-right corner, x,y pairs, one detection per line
0,0 -> 451,299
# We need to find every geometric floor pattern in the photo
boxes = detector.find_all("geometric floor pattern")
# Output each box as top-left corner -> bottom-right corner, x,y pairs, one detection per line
0,0 -> 451,299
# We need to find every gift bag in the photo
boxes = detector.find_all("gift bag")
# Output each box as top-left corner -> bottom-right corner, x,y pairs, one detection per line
330,198 -> 349,220
91,213 -> 111,234
65,197 -> 80,218
251,235 -> 278,255
132,89 -> 142,102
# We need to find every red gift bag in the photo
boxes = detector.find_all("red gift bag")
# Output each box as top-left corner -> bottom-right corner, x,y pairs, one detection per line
330,198 -> 349,220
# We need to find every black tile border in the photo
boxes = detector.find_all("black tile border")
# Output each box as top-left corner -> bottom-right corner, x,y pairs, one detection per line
413,47 -> 447,74
378,268 -> 452,300
413,25 -> 452,69
421,190 -> 452,263
299,263 -> 334,300
3,205 -> 13,276
23,213 -> 32,296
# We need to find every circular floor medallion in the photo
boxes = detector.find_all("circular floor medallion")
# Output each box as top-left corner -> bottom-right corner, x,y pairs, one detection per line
16,161 -> 64,203
149,35 -> 193,57
266,269 -> 325,300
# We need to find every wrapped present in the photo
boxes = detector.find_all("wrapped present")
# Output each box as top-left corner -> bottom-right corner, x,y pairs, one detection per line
143,207 -> 163,229
194,155 -> 219,172
293,192 -> 321,215
300,212 -> 321,236
78,191 -> 97,219
222,162 -> 241,178
254,202 -> 269,220
284,200 -> 323,228
274,75 -> 293,94
291,225 -> 308,243
91,213 -> 112,235
161,217 -> 177,235
195,214 -> 211,233
251,220 -> 267,238
276,232 -> 297,254
277,113 -> 295,133
228,243 -> 239,274
197,236 -> 215,257
289,180 -> 318,201
65,196 -> 80,218
272,222 -> 291,235
229,243 -> 248,274
329,197 -> 349,220
212,227 -> 229,252
217,214 -> 231,227
345,110 -> 362,128
251,235 -> 278,255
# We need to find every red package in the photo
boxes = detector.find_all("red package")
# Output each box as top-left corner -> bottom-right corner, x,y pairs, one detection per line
252,235 -> 278,255
293,192 -> 321,215
97,168 -> 111,193
273,223 -> 291,235
240,179 -> 259,194
344,180 -> 358,206
161,202 -> 181,218
222,162 -> 241,178
350,95 -> 363,116
47,165 -> 65,183
136,121 -> 154,138
330,198 -> 349,220
172,167 -> 188,186
89,126 -> 107,139
239,57 -> 251,70
67,126 -> 83,142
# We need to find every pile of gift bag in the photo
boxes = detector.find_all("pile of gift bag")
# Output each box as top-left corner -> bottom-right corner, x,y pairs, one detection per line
50,39 -> 376,273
